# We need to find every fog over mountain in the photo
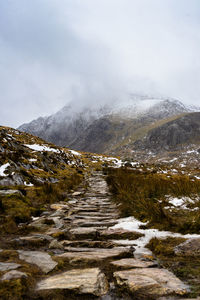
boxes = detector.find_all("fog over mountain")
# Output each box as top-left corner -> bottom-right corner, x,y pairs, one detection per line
0,0 -> 200,127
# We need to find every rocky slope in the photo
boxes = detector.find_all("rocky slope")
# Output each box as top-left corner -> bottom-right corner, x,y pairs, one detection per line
18,96 -> 198,155
133,112 -> 200,152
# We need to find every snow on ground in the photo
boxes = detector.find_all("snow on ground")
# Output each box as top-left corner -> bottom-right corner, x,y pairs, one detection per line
0,163 -> 10,176
24,144 -> 60,153
69,150 -> 81,156
110,216 -> 200,258
168,197 -> 185,207
29,158 -> 37,162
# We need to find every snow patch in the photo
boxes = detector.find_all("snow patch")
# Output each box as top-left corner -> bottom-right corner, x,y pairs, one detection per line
24,144 -> 60,153
0,163 -> 10,177
111,216 -> 200,258
69,150 -> 81,156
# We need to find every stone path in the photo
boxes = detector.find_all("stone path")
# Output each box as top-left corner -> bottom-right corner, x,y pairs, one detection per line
1,172 -> 190,299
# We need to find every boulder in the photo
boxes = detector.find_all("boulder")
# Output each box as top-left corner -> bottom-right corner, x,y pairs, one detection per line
36,268 -> 108,296
174,238 -> 200,256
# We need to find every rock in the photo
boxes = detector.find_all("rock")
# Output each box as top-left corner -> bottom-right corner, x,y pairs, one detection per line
0,262 -> 21,272
1,270 -> 27,281
100,229 -> 143,240
49,239 -> 64,250
12,234 -> 53,247
61,240 -> 115,248
56,247 -> 132,264
72,191 -> 82,196
18,250 -> 57,273
110,258 -> 157,269
114,268 -> 189,298
69,227 -> 100,239
36,268 -> 108,296
0,190 -> 23,196
174,238 -> 200,256
50,203 -> 69,211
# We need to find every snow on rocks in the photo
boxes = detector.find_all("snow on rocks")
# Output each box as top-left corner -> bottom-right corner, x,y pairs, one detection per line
69,149 -> 81,156
0,162 -> 10,176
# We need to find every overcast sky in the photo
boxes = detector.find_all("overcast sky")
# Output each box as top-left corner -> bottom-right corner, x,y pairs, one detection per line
0,0 -> 200,127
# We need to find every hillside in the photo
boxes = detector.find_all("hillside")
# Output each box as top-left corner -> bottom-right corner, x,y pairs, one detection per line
133,112 -> 200,152
18,97 -> 196,155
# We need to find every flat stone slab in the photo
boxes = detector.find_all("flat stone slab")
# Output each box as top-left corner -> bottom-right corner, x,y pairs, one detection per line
110,258 -> 157,269
61,240 -> 116,248
69,227 -> 102,239
56,247 -> 132,264
36,268 -> 108,296
114,268 -> 189,297
0,262 -> 21,272
174,238 -> 200,256
1,270 -> 27,281
100,229 -> 143,240
18,250 -> 57,273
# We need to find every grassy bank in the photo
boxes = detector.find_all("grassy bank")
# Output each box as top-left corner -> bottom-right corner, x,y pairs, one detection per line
104,166 -> 200,233
0,170 -> 83,235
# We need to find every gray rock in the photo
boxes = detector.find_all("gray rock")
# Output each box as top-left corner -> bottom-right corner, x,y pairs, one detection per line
18,250 -> 57,273
36,268 -> 109,296
174,238 -> 200,256
114,268 -> 189,297
0,262 -> 21,272
0,190 -> 23,196
1,270 -> 27,281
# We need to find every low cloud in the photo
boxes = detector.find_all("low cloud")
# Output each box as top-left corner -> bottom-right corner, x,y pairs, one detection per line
0,0 -> 200,127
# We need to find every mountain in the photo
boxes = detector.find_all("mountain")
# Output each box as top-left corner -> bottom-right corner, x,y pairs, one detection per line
18,96 -> 198,155
133,112 -> 200,152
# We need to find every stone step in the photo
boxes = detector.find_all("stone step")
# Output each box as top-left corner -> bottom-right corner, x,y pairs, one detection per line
72,220 -> 118,228
110,258 -> 158,270
36,268 -> 109,297
113,268 -> 189,298
61,240 -> 116,248
55,247 -> 133,264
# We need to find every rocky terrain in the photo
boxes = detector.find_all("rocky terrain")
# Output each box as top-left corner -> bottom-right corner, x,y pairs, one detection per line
133,112 -> 200,152
18,96 -> 200,156
1,170 -> 199,299
1,126 -> 200,299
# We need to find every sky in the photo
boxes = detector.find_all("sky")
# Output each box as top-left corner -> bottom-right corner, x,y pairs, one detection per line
0,0 -> 200,127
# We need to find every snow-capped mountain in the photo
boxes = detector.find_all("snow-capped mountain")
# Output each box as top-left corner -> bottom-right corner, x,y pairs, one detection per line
18,95 -> 199,155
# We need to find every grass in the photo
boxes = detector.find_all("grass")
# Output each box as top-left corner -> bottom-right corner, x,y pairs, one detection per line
0,170 -> 83,234
104,166 -> 200,233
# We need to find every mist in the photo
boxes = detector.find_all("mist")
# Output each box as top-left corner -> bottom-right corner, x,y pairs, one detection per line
0,0 -> 200,127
